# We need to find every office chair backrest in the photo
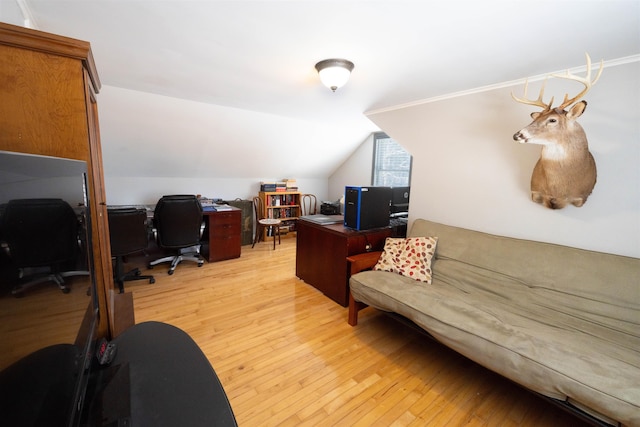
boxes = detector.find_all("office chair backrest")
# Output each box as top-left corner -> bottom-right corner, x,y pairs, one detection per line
154,195 -> 203,248
1,198 -> 79,268
108,208 -> 149,257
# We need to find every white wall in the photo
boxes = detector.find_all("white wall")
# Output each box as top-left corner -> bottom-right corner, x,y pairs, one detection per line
105,176 -> 327,206
99,86 -> 332,204
362,60 -> 639,258
327,133 -> 374,203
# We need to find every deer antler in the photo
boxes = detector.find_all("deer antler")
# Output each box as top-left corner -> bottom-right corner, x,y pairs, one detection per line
511,78 -> 554,112
552,53 -> 604,110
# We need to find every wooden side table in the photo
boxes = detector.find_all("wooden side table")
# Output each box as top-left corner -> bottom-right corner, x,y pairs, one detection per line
203,208 -> 242,262
295,218 -> 391,306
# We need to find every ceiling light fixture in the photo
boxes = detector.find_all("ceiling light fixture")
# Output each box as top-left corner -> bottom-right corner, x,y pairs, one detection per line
315,58 -> 354,92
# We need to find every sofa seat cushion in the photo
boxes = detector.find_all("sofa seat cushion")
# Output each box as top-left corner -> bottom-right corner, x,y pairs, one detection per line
349,219 -> 640,426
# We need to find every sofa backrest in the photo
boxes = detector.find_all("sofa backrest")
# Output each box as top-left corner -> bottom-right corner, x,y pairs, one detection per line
409,219 -> 639,307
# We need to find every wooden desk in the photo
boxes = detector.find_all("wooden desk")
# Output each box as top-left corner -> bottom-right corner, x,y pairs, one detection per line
295,218 -> 392,306
107,205 -> 242,263
202,208 -> 242,262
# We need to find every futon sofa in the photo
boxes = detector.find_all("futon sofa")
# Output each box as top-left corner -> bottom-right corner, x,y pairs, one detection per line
348,219 -> 639,426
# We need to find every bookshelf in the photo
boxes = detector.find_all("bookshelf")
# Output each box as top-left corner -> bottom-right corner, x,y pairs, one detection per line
258,191 -> 301,240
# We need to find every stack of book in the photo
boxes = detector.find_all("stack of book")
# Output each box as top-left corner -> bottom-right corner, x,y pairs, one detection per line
260,179 -> 298,192
199,198 -> 216,211
260,182 -> 277,192
284,179 -> 298,191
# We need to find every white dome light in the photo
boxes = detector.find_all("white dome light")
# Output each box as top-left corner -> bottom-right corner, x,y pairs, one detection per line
315,59 -> 355,92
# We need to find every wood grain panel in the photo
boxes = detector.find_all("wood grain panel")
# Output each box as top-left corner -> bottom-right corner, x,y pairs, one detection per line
296,220 -> 391,306
0,44 -> 89,161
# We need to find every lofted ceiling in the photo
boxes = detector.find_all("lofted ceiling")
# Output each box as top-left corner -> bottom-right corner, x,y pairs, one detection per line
3,0 -> 639,179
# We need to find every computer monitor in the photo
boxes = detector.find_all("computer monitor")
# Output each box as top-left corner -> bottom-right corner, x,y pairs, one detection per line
390,186 -> 410,216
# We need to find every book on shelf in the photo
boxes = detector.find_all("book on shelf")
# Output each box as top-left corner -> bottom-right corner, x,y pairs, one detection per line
260,180 -> 299,192
283,178 -> 298,191
268,194 -> 298,207
260,181 -> 277,191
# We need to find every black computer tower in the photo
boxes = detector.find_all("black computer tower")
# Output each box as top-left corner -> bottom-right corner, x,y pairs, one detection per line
344,186 -> 391,230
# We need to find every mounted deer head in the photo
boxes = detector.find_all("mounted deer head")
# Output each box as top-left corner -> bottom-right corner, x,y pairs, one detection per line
512,53 -> 603,209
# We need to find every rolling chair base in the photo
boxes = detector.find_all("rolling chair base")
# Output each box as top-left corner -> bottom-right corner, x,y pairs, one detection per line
114,266 -> 156,293
148,245 -> 204,275
11,269 -> 89,297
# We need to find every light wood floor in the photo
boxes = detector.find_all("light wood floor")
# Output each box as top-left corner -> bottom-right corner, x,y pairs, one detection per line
124,238 -> 589,427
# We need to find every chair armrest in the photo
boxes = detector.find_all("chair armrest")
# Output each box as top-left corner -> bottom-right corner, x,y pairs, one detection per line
346,251 -> 382,275
346,251 -> 382,326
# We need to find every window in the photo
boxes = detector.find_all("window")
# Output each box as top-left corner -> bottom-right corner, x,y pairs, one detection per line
372,132 -> 412,186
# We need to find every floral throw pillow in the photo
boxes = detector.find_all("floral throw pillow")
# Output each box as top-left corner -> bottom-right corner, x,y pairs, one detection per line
373,237 -> 438,284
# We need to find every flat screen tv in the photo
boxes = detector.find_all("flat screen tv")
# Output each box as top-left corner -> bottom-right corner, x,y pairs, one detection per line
0,150 -> 99,426
390,186 -> 410,216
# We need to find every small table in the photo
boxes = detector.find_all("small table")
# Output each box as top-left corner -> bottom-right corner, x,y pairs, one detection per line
295,218 -> 392,306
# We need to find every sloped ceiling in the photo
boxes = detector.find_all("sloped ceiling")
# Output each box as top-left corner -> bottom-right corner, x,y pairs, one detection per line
4,0 -> 640,179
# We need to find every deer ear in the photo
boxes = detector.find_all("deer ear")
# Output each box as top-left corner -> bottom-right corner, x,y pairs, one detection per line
531,112 -> 541,119
567,100 -> 587,120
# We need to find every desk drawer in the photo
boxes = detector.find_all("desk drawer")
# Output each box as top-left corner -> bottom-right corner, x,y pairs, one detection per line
210,211 -> 239,226
210,222 -> 240,237
209,235 -> 241,261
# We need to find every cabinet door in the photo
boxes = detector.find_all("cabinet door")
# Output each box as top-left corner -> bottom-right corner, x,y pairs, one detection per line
0,26 -> 116,338
0,44 -> 88,159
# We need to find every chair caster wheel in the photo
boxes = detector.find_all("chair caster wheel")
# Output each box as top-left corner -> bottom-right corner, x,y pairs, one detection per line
150,278 -> 156,284
168,270 -> 174,275
148,264 -> 154,269
198,262 -> 204,267
62,288 -> 71,294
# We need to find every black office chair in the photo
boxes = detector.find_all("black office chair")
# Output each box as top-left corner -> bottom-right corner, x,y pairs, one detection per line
108,208 -> 155,293
148,195 -> 205,275
0,198 -> 89,296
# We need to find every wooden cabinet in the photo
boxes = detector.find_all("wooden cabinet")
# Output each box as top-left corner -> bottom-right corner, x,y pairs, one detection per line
0,23 -> 118,338
203,209 -> 242,262
258,191 -> 301,239
296,218 -> 392,306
